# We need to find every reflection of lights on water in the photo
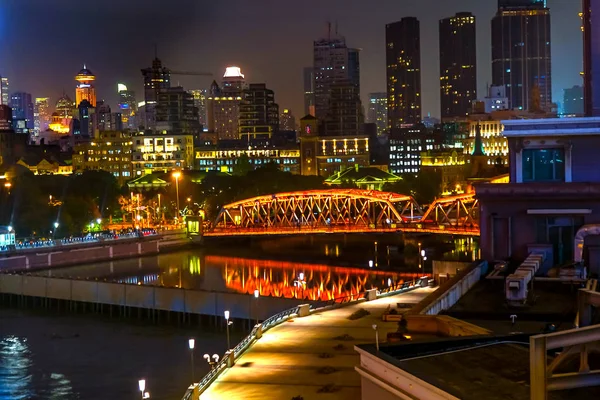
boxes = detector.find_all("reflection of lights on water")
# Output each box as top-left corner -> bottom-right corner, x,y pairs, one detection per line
0,336 -> 33,397
188,256 -> 201,275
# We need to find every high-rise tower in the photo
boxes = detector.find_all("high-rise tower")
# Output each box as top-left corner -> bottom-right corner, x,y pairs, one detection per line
118,84 -> 138,130
75,65 -> 97,107
0,77 -> 8,105
141,58 -> 171,129
583,0 -> 600,116
439,12 -> 477,119
386,17 -> 422,128
492,0 -> 551,111
313,26 -> 360,123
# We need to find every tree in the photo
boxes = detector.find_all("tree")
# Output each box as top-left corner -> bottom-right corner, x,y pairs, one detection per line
232,154 -> 253,176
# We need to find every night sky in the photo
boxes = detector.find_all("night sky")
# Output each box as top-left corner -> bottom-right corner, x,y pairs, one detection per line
0,0 -> 582,118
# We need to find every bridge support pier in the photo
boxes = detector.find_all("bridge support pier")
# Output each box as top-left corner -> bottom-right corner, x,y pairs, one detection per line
298,304 -> 310,317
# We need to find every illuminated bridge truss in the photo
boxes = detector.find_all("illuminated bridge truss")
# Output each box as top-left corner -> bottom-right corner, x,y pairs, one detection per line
207,189 -> 479,237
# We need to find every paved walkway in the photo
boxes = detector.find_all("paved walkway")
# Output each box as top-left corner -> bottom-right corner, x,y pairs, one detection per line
201,287 -> 434,400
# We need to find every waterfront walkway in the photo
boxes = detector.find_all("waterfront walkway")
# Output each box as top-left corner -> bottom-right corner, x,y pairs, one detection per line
200,287 -> 434,400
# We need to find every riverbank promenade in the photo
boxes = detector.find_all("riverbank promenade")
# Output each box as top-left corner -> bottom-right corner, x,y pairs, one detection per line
200,287 -> 434,400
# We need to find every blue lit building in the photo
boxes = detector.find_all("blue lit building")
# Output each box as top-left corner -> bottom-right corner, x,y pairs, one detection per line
10,92 -> 34,131
584,0 -> 600,116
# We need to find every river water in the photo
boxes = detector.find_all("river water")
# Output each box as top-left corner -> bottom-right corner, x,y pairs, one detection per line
0,237 -> 477,399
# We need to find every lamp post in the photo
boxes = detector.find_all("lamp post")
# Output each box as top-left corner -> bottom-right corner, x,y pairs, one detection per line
418,242 -> 422,269
172,171 -> 181,224
138,379 -> 150,399
203,353 -> 220,370
254,289 -> 260,325
224,310 -> 232,350
372,324 -> 379,351
188,338 -> 195,382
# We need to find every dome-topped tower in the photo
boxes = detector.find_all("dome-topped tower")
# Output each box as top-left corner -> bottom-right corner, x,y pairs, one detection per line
75,64 -> 97,107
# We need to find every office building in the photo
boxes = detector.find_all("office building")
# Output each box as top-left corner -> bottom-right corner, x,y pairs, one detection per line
303,67 -> 315,116
0,77 -> 8,105
323,82 -> 363,136
386,17 -> 422,127
477,85 -> 510,113
118,84 -> 138,130
313,29 -> 360,122
141,57 -> 171,129
279,109 -> 296,132
300,131 -> 370,177
189,89 -> 208,128
72,131 -> 133,185
492,0 -> 552,111
389,125 -> 444,175
368,93 -> 388,136
207,67 -> 246,141
238,83 -> 279,140
75,65 -> 96,107
563,85 -> 584,116
10,92 -> 34,131
195,142 -> 300,174
77,100 -> 95,137
439,12 -> 477,120
156,87 -> 200,136
34,98 -> 50,136
93,102 -> 122,134
131,131 -> 194,175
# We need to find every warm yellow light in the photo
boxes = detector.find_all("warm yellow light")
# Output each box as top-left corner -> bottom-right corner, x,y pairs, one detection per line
172,171 -> 181,179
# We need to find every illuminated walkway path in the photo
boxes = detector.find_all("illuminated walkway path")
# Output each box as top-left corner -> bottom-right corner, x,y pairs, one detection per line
201,287 -> 434,400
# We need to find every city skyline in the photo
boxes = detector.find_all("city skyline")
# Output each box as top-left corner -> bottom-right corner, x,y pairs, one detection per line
0,0 -> 582,118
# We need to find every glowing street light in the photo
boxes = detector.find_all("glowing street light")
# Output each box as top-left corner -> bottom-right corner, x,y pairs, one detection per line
7,226 -> 12,232
254,289 -> 260,324
224,310 -> 232,349
188,338 -> 196,382
203,353 -> 220,370
54,222 -> 59,229
138,379 -> 149,399
172,171 -> 181,221
96,218 -> 102,225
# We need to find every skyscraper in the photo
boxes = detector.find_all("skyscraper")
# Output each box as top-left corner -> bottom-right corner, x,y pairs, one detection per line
583,0 -> 600,116
239,83 -> 279,139
367,93 -> 388,136
313,27 -> 360,122
492,0 -> 552,111
386,17 -> 422,128
303,67 -> 315,116
141,58 -> 171,129
323,82 -> 363,136
279,109 -> 296,132
189,89 -> 208,128
0,77 -> 8,105
156,87 -> 200,136
75,65 -> 97,107
563,85 -> 584,116
439,12 -> 477,119
207,67 -> 245,140
118,84 -> 138,130
10,92 -> 34,130
34,97 -> 50,136
78,100 -> 95,137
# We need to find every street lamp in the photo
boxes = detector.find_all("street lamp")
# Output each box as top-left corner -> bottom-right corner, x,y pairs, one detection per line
138,379 -> 150,399
418,242 -> 422,269
96,218 -> 102,225
203,353 -> 220,370
172,171 -> 181,223
188,338 -> 195,382
254,289 -> 260,325
372,324 -> 379,351
224,310 -> 232,350
7,226 -> 12,232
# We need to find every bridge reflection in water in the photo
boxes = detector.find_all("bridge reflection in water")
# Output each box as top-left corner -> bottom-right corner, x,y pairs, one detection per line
111,253 -> 426,302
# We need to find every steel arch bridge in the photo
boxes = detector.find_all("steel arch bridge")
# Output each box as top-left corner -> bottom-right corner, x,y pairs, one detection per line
205,189 -> 479,237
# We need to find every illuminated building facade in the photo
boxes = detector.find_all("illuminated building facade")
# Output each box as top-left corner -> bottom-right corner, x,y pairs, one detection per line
207,68 -> 246,141
239,83 -> 279,139
465,116 -> 508,166
34,98 -> 50,136
313,31 -> 360,122
141,58 -> 171,129
77,100 -> 95,137
156,87 -> 200,136
195,146 -> 300,174
93,102 -> 122,135
492,0 -> 552,111
367,93 -> 388,136
439,12 -> 477,120
0,77 -> 9,105
75,66 -> 96,107
279,109 -> 296,132
49,95 -> 74,135
389,125 -> 444,175
189,89 -> 208,128
300,135 -> 370,177
420,150 -> 467,194
131,132 -> 194,175
118,84 -> 137,130
10,92 -> 34,132
325,166 -> 401,191
386,17 -> 422,127
72,131 -> 133,185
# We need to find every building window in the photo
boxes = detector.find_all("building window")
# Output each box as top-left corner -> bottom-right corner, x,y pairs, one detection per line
522,148 -> 565,182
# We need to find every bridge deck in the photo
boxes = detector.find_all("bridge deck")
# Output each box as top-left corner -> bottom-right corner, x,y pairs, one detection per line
200,287 -> 435,400
204,226 -> 480,237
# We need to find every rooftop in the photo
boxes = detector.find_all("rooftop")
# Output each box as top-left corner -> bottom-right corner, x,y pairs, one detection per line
502,117 -> 600,137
